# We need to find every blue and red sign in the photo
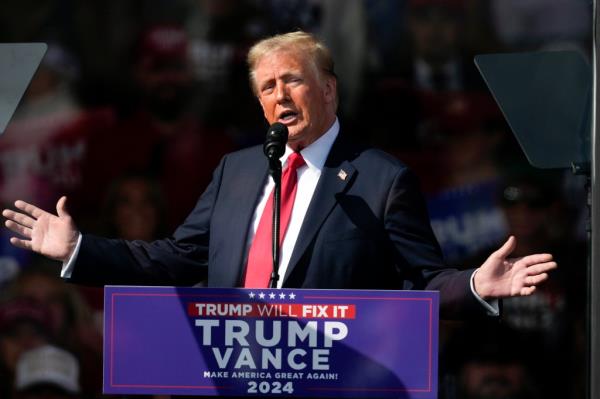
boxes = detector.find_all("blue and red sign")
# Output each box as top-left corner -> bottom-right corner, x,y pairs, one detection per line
103,287 -> 439,398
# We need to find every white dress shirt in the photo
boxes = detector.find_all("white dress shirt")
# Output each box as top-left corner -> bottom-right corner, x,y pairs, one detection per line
245,119 -> 340,288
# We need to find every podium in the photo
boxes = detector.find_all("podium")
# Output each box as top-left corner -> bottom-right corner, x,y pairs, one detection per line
103,286 -> 439,398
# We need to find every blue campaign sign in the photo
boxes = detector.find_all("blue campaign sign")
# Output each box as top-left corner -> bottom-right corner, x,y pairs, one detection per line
104,287 -> 439,398
427,180 -> 508,263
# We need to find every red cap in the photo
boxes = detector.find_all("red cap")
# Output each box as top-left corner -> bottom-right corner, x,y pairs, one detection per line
136,24 -> 189,65
0,298 -> 52,333
420,92 -> 501,135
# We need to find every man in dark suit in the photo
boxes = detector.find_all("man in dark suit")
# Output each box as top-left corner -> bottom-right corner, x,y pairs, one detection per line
2,31 -> 556,319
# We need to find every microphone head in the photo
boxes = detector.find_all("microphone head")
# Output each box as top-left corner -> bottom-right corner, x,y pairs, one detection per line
263,122 -> 288,160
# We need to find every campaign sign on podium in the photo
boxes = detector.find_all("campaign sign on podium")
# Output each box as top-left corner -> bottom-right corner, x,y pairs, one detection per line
103,286 -> 439,398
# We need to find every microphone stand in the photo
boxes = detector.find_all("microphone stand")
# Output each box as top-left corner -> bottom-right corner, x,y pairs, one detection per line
262,121 -> 288,289
268,158 -> 282,289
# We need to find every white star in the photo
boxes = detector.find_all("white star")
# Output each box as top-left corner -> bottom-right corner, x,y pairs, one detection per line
289,292 -> 296,300
269,292 -> 276,299
279,292 -> 287,299
258,292 -> 266,299
249,292 -> 255,299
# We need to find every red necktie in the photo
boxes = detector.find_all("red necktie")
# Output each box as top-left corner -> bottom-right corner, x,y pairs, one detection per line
244,152 -> 306,288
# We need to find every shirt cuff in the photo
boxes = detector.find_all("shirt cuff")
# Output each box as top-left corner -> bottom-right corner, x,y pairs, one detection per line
470,269 -> 500,316
60,233 -> 82,279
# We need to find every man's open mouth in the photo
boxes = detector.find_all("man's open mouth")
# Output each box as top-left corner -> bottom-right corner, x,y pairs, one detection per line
278,110 -> 298,123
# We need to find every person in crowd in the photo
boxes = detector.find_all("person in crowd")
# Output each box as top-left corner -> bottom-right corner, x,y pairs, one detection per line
357,0 -> 487,150
13,344 -> 81,399
492,171 -> 584,399
81,24 -> 235,231
6,264 -> 103,397
443,323 -> 540,399
0,299 -> 54,398
402,0 -> 485,93
2,31 -> 556,320
102,174 -> 167,241
185,0 -> 270,146
421,93 -> 510,264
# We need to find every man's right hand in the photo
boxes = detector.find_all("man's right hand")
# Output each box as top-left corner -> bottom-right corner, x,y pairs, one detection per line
2,196 -> 80,262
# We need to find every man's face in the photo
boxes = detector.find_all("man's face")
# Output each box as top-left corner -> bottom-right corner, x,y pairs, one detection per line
410,7 -> 460,66
113,178 -> 160,241
135,58 -> 193,121
254,50 -> 336,150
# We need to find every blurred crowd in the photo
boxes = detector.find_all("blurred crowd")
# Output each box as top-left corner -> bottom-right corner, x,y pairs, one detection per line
0,0 -> 591,398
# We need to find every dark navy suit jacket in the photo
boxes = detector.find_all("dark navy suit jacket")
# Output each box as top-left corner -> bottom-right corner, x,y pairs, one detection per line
69,135 -> 485,318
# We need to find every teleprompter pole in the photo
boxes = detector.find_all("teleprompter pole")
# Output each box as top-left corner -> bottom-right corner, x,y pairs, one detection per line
590,1 -> 599,398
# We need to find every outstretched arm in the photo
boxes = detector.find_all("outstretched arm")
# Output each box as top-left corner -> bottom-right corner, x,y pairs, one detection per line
473,235 -> 557,299
2,196 -> 79,262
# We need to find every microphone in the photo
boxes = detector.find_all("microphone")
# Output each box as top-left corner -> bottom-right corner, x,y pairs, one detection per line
262,122 -> 288,288
263,122 -> 288,162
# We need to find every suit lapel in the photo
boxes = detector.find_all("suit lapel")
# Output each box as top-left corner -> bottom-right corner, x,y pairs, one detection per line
219,150 -> 269,287
283,136 -> 357,283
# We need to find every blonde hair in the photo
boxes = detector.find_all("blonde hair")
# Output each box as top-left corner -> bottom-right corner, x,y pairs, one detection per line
247,31 -> 336,95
